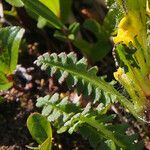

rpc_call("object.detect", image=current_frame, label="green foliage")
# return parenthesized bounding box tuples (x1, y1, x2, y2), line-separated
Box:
(0, 26, 25, 90)
(36, 0, 60, 29)
(21, 0, 64, 29)
(54, 22, 80, 42)
(59, 0, 72, 22)
(36, 93, 143, 149)
(72, 1, 123, 62)
(6, 0, 24, 7)
(39, 0, 60, 17)
(53, 1, 123, 62)
(15, 0, 121, 62)
(34, 52, 138, 119)
(104, 1, 123, 32)
(0, 72, 12, 90)
(39, 0, 72, 22)
(73, 19, 111, 62)
(21, 0, 72, 29)
(33, 52, 145, 149)
(36, 0, 65, 29)
(3, 0, 148, 148)
(34, 52, 121, 106)
(112, 0, 150, 120)
(27, 113, 52, 150)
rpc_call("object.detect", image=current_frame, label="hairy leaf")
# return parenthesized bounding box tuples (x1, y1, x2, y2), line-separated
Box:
(34, 52, 136, 116)
(36, 94, 143, 149)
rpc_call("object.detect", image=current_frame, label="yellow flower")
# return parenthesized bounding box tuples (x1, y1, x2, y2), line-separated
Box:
(113, 67, 124, 80)
(113, 13, 143, 46)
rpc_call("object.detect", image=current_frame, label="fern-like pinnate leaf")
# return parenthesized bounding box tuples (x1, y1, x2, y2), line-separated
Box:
(34, 52, 137, 117)
(36, 93, 143, 149)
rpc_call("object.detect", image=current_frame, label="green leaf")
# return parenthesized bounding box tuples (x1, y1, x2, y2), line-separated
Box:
(37, 16, 47, 29)
(6, 0, 24, 7)
(37, 0, 60, 29)
(27, 113, 52, 147)
(0, 26, 24, 90)
(0, 26, 25, 74)
(103, 140, 117, 150)
(40, 0, 72, 22)
(35, 52, 141, 120)
(39, 0, 60, 17)
(105, 0, 116, 7)
(73, 19, 111, 62)
(102, 2, 123, 35)
(36, 93, 142, 149)
(69, 22, 80, 36)
(40, 137, 52, 150)
(72, 1, 123, 63)
(0, 72, 12, 90)
(25, 0, 71, 29)
(59, 0, 72, 22)
(54, 31, 67, 41)
(34, 52, 118, 105)
(21, 0, 64, 29)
